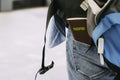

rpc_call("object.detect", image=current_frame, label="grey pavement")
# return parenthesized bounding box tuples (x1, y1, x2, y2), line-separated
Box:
(0, 7, 68, 80)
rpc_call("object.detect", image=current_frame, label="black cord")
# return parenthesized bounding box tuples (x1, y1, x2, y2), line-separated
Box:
(34, 69, 40, 80)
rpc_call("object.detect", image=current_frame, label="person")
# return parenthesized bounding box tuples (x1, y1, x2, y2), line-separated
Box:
(40, 0, 117, 80)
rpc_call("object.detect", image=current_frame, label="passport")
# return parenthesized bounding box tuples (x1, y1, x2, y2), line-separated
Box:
(67, 18, 91, 44)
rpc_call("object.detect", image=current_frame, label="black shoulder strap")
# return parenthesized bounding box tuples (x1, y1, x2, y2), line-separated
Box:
(39, 0, 58, 74)
(46, 0, 58, 28)
(35, 0, 58, 80)
(104, 58, 120, 80)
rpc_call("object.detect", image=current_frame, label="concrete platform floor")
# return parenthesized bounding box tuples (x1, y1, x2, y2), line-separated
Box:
(0, 7, 68, 80)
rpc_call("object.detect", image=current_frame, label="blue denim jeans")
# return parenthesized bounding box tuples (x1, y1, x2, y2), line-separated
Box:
(66, 29, 116, 80)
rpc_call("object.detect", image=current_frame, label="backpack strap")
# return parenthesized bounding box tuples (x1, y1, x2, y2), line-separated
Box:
(38, 0, 58, 75)
(46, 0, 58, 28)
(104, 58, 120, 80)
(35, 0, 68, 79)
(114, 74, 120, 80)
(35, 0, 58, 79)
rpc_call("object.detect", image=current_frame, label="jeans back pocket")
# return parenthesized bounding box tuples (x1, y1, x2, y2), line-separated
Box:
(72, 40, 115, 80)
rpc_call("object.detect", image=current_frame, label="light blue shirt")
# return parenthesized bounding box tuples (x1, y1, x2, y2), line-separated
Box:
(46, 15, 66, 48)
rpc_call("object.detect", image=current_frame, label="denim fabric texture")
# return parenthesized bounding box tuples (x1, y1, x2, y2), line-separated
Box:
(66, 29, 116, 80)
